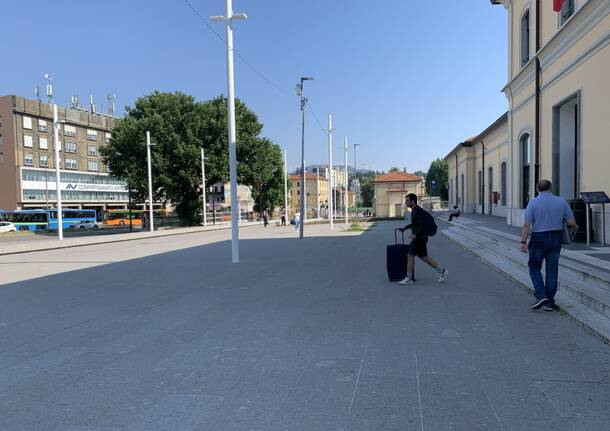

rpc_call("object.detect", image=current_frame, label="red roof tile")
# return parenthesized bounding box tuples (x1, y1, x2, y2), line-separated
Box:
(374, 171, 423, 183)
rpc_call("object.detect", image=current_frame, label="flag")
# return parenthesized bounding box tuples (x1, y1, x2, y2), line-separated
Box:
(554, 0, 565, 12)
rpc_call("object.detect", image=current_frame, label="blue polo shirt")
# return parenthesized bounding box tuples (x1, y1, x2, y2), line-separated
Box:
(524, 192, 574, 233)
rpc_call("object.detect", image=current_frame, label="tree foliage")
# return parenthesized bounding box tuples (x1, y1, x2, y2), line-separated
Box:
(101, 92, 284, 224)
(426, 158, 449, 200)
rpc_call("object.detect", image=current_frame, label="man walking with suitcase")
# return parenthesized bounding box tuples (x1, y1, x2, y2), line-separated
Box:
(398, 193, 448, 285)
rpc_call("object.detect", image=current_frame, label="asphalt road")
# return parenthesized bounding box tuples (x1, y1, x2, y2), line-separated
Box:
(0, 222, 608, 430)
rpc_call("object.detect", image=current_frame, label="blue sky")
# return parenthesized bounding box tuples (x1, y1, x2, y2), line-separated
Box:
(0, 0, 508, 173)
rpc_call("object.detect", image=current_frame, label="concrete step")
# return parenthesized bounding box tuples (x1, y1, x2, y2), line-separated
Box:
(453, 224, 610, 292)
(443, 227, 610, 343)
(446, 226, 610, 318)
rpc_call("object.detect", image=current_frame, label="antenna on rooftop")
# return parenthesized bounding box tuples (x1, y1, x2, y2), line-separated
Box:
(106, 94, 116, 116)
(34, 84, 41, 102)
(70, 95, 80, 109)
(44, 73, 53, 104)
(89, 94, 96, 113)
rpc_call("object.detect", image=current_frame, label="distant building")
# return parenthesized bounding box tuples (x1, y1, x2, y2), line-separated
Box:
(0, 95, 128, 213)
(289, 173, 328, 219)
(373, 171, 424, 218)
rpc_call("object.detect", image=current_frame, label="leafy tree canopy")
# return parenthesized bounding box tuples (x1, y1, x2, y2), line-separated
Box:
(101, 92, 284, 224)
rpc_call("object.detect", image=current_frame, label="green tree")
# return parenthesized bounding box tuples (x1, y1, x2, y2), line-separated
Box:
(426, 158, 449, 200)
(388, 166, 400, 172)
(101, 92, 282, 224)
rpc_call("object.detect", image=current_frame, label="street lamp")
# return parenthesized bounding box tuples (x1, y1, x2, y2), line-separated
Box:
(146, 131, 155, 232)
(211, 0, 247, 262)
(297, 76, 314, 240)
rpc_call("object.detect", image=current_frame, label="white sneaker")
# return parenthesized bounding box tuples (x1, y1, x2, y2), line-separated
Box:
(437, 269, 448, 283)
(398, 277, 414, 285)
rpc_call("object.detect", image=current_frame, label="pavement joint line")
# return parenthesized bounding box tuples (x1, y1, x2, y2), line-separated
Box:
(344, 358, 364, 428)
(414, 349, 425, 431)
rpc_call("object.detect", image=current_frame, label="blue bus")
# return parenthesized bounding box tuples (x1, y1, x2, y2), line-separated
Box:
(0, 209, 97, 231)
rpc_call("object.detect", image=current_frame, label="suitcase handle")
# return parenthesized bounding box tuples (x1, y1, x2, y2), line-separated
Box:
(394, 228, 406, 245)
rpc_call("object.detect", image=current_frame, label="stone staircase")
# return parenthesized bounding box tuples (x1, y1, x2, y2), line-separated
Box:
(442, 221, 610, 344)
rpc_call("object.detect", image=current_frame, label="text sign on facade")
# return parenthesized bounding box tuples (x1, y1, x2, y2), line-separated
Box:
(580, 191, 610, 204)
(21, 181, 127, 193)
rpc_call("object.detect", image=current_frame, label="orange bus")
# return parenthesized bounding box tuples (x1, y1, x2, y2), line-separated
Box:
(103, 210, 142, 226)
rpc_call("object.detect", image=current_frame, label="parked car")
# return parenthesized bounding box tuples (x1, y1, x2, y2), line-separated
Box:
(0, 222, 17, 233)
(70, 220, 99, 230)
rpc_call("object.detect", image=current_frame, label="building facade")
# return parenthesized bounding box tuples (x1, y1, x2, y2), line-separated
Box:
(490, 0, 610, 238)
(289, 173, 329, 219)
(446, 113, 510, 217)
(373, 171, 424, 218)
(444, 1, 609, 241)
(0, 95, 127, 214)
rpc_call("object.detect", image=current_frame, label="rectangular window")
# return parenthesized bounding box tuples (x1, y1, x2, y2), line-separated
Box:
(23, 116, 32, 130)
(87, 129, 98, 141)
(105, 132, 112, 143)
(87, 160, 99, 171)
(65, 158, 77, 169)
(38, 120, 48, 132)
(40, 155, 49, 167)
(39, 137, 48, 150)
(88, 145, 98, 156)
(25, 153, 34, 166)
(64, 125, 77, 137)
(65, 141, 77, 153)
(560, 0, 575, 26)
(24, 135, 33, 148)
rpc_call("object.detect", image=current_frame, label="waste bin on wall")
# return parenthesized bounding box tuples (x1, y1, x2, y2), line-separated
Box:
(569, 198, 593, 242)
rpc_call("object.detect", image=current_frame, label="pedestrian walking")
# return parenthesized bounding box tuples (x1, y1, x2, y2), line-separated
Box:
(280, 208, 287, 226)
(263, 211, 269, 227)
(397, 193, 448, 285)
(293, 212, 300, 232)
(520, 180, 578, 311)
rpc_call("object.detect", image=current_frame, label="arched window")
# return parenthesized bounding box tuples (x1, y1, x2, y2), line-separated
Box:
(521, 10, 530, 67)
(521, 134, 531, 208)
(501, 162, 507, 206)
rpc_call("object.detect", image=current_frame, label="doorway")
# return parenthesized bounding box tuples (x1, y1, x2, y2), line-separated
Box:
(488, 167, 493, 215)
(553, 94, 580, 200)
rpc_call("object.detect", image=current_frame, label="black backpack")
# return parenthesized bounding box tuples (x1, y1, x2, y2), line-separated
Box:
(422, 209, 437, 237)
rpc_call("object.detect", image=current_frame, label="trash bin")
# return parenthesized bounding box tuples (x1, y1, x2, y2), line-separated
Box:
(569, 198, 593, 242)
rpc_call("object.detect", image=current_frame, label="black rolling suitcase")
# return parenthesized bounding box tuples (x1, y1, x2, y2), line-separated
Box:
(387, 228, 413, 282)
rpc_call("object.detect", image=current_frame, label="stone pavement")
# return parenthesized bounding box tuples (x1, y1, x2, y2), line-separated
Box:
(0, 222, 609, 430)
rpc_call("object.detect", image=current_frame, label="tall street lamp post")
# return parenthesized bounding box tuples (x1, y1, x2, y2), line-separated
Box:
(297, 76, 314, 240)
(211, 1, 247, 262)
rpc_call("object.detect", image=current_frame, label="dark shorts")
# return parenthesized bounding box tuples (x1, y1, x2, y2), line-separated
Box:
(408, 236, 428, 258)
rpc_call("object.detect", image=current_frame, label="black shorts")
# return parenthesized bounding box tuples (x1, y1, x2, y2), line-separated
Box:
(408, 236, 428, 258)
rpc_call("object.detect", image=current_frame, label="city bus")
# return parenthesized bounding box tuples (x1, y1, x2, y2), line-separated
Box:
(103, 209, 143, 226)
(0, 209, 97, 231)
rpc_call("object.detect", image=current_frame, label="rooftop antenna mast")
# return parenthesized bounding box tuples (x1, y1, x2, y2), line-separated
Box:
(44, 74, 53, 104)
(70, 95, 80, 109)
(34, 84, 41, 102)
(106, 94, 116, 116)
(89, 94, 96, 114)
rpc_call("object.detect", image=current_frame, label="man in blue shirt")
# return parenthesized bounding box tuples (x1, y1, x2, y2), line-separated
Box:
(520, 180, 577, 311)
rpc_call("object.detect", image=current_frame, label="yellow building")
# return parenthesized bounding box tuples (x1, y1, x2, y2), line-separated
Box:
(445, 1, 609, 240)
(490, 0, 610, 238)
(446, 113, 509, 217)
(289, 173, 328, 219)
(373, 171, 424, 218)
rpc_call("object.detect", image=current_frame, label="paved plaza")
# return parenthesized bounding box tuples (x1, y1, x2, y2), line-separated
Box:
(0, 221, 609, 430)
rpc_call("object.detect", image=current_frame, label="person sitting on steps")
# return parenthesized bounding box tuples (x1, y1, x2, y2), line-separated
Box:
(448, 205, 460, 222)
